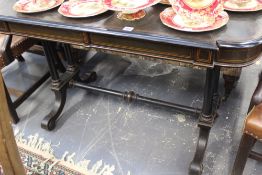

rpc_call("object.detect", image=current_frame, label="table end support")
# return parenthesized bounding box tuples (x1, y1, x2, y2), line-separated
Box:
(189, 67, 220, 175)
(41, 42, 98, 131)
(189, 125, 211, 175)
(41, 41, 69, 131)
(41, 86, 67, 131)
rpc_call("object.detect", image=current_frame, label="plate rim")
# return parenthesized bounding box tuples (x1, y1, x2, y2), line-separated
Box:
(103, 0, 161, 12)
(13, 0, 65, 13)
(224, 0, 262, 12)
(58, 0, 108, 18)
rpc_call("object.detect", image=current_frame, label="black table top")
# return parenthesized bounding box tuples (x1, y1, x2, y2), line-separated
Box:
(0, 0, 261, 50)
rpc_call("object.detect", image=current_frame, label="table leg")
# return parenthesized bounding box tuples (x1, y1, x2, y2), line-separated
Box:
(41, 41, 67, 131)
(41, 42, 94, 130)
(189, 67, 220, 175)
(63, 44, 97, 83)
(62, 43, 76, 72)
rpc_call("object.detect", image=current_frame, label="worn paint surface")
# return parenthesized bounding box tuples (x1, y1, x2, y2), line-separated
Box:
(2, 52, 262, 175)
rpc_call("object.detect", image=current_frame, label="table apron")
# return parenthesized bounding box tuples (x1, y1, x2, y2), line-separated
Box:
(89, 33, 214, 67)
(216, 46, 262, 67)
(0, 21, 215, 67)
(0, 21, 8, 32)
(1, 21, 261, 68)
(6, 22, 86, 46)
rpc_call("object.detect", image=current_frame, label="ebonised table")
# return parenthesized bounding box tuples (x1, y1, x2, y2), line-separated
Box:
(0, 0, 261, 174)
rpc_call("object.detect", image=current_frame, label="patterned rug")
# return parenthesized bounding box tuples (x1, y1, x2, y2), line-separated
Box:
(1, 132, 131, 175)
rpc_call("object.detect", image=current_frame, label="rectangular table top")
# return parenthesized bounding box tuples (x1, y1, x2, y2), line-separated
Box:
(0, 0, 261, 50)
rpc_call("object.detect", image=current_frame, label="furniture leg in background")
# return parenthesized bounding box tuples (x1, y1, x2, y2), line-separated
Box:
(222, 67, 242, 100)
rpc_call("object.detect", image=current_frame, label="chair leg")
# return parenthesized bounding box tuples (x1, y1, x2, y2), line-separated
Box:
(249, 151, 262, 161)
(3, 79, 19, 123)
(16, 55, 25, 62)
(232, 133, 256, 175)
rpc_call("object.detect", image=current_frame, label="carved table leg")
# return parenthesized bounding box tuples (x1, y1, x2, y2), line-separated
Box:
(189, 67, 220, 175)
(41, 86, 67, 130)
(54, 43, 66, 73)
(41, 41, 67, 131)
(62, 43, 76, 72)
(62, 43, 97, 83)
(41, 42, 87, 130)
(222, 68, 242, 100)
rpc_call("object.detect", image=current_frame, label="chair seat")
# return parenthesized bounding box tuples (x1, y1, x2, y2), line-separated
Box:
(0, 34, 36, 69)
(244, 103, 262, 140)
(0, 34, 25, 49)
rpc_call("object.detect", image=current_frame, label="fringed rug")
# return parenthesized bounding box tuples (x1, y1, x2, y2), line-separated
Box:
(1, 132, 131, 175)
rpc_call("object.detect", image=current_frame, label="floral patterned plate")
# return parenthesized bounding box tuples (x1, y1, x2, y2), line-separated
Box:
(224, 0, 262, 12)
(103, 0, 160, 12)
(13, 0, 64, 13)
(103, 0, 160, 20)
(160, 7, 229, 32)
(159, 0, 171, 5)
(58, 0, 107, 18)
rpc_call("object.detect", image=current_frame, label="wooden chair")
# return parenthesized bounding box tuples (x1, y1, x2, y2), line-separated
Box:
(0, 73, 26, 175)
(232, 72, 262, 175)
(0, 34, 50, 124)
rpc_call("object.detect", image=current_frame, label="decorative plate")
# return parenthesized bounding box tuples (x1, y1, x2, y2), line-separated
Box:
(13, 0, 64, 13)
(103, 0, 161, 12)
(160, 7, 229, 32)
(224, 0, 262, 12)
(170, 0, 224, 28)
(58, 0, 107, 18)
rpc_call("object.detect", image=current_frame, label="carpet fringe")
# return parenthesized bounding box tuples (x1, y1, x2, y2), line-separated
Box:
(15, 132, 131, 175)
